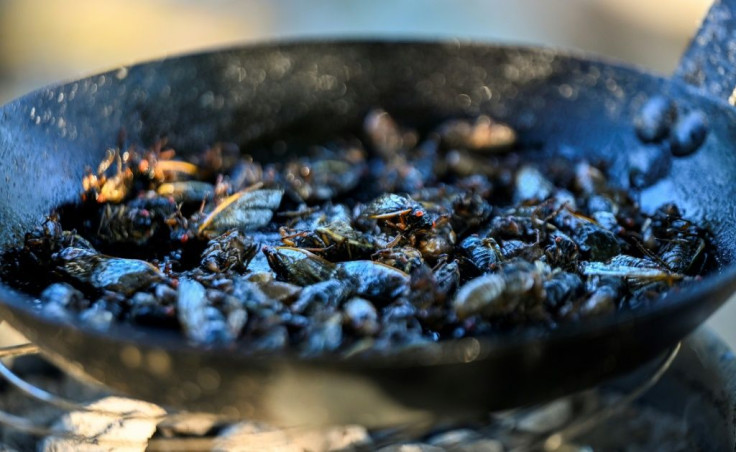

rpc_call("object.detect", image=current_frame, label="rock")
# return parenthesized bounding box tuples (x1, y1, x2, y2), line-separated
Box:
(213, 422, 295, 452)
(289, 425, 371, 451)
(448, 439, 504, 452)
(376, 444, 444, 452)
(427, 429, 481, 446)
(40, 396, 165, 452)
(156, 412, 221, 437)
(215, 422, 370, 452)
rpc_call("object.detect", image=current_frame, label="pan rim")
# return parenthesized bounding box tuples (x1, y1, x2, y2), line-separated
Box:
(0, 36, 670, 110)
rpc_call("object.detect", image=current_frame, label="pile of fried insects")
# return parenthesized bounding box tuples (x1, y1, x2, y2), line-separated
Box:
(0, 110, 708, 355)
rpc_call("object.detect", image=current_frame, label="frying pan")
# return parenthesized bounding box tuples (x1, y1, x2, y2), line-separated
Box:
(0, 2, 736, 427)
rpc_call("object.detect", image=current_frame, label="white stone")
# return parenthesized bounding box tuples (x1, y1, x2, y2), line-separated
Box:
(214, 422, 296, 452)
(376, 444, 444, 452)
(449, 439, 504, 452)
(215, 422, 371, 452)
(40, 396, 165, 452)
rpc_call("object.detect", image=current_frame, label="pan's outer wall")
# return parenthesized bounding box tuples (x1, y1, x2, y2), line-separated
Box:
(0, 42, 736, 421)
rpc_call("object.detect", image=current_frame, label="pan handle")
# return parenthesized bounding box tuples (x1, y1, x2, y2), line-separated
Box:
(675, 0, 736, 103)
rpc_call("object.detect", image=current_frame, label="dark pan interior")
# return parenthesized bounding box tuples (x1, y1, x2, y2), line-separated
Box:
(1, 41, 736, 422)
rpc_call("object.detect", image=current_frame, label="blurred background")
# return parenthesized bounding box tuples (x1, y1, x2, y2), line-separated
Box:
(1, 0, 733, 345)
(0, 0, 713, 103)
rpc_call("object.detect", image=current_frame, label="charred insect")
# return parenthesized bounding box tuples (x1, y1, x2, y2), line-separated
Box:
(647, 204, 707, 274)
(20, 214, 95, 268)
(364, 109, 417, 160)
(452, 273, 506, 319)
(97, 203, 158, 246)
(254, 279, 302, 304)
(40, 283, 89, 312)
(376, 157, 431, 194)
(201, 229, 259, 273)
(571, 223, 621, 262)
(316, 221, 377, 259)
(433, 258, 461, 300)
(591, 210, 620, 233)
(459, 235, 503, 274)
(553, 208, 621, 262)
(53, 247, 162, 295)
(659, 236, 705, 274)
(372, 246, 425, 273)
(580, 255, 683, 287)
(177, 277, 246, 345)
(281, 221, 376, 260)
(263, 246, 337, 286)
(577, 276, 625, 317)
(415, 216, 456, 260)
(453, 258, 545, 320)
(634, 96, 677, 143)
(404, 264, 440, 312)
(405, 259, 460, 326)
(487, 211, 537, 240)
(220, 157, 264, 195)
(543, 271, 583, 312)
(337, 260, 410, 303)
(437, 115, 516, 152)
(136, 140, 201, 183)
(359, 193, 433, 234)
(450, 192, 492, 236)
(198, 186, 284, 237)
(96, 197, 169, 245)
(284, 156, 365, 202)
(82, 149, 134, 203)
(343, 297, 380, 336)
(573, 161, 608, 197)
(157, 181, 215, 203)
(291, 279, 354, 314)
(284, 203, 352, 231)
(278, 226, 326, 251)
(514, 165, 554, 203)
(544, 230, 579, 270)
(500, 238, 545, 263)
(300, 312, 344, 356)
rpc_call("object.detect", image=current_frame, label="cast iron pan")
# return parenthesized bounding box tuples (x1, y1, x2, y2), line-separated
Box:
(0, 2, 736, 426)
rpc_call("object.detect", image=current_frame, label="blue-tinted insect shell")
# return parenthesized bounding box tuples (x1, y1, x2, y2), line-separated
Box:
(634, 96, 677, 142)
(669, 111, 708, 157)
